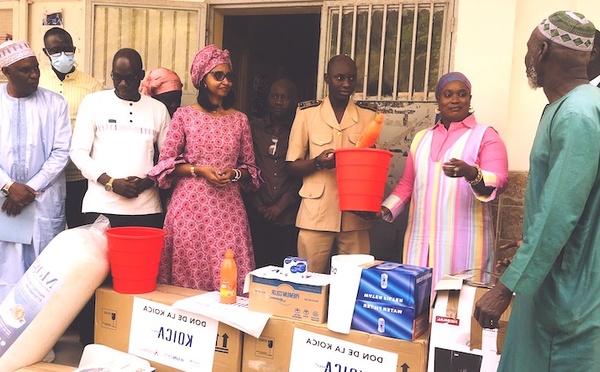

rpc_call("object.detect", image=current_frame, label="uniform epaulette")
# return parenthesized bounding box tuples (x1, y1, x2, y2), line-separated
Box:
(298, 100, 322, 110)
(356, 101, 379, 111)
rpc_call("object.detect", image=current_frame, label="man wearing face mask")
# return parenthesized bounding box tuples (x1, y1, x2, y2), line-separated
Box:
(39, 27, 104, 230)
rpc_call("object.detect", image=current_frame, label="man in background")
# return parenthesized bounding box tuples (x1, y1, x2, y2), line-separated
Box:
(245, 78, 302, 267)
(474, 11, 600, 371)
(286, 55, 375, 273)
(39, 27, 104, 229)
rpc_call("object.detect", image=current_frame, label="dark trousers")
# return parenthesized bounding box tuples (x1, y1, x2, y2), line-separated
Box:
(247, 210, 299, 268)
(77, 212, 164, 345)
(65, 179, 88, 228)
(84, 212, 164, 229)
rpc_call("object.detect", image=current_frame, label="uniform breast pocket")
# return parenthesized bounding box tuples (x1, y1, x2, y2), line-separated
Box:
(310, 133, 333, 149)
(298, 182, 325, 220)
(348, 132, 361, 146)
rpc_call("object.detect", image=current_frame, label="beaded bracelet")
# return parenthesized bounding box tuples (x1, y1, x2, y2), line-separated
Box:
(231, 168, 242, 182)
(190, 165, 197, 177)
(467, 164, 483, 185)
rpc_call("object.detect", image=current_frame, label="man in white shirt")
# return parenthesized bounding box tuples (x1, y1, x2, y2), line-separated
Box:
(70, 48, 170, 228)
(70, 48, 169, 345)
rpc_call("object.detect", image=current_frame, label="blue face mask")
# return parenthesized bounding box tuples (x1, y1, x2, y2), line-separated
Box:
(50, 52, 75, 74)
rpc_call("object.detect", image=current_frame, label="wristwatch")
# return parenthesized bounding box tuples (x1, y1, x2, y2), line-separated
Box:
(104, 177, 115, 192)
(1, 180, 14, 197)
(314, 157, 324, 170)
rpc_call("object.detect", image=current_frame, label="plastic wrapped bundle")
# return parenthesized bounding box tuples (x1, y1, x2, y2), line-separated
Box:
(0, 216, 110, 371)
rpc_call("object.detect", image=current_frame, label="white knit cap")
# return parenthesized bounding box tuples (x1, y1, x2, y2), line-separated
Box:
(0, 40, 36, 68)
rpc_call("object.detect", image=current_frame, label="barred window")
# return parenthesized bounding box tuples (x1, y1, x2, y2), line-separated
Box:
(324, 1, 454, 101)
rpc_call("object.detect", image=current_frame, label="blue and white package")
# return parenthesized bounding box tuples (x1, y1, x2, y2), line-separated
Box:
(355, 262, 432, 314)
(350, 261, 433, 340)
(283, 256, 308, 278)
(351, 300, 430, 340)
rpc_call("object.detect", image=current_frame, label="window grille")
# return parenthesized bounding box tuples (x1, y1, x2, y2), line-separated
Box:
(324, 1, 453, 101)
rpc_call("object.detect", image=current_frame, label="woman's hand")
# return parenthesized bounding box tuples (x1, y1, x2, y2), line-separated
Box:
(442, 158, 477, 179)
(196, 166, 231, 187)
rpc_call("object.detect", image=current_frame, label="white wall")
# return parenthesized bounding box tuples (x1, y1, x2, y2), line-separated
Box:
(454, 0, 600, 170)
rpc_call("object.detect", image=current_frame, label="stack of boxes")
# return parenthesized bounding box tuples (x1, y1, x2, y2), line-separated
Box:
(89, 258, 434, 371)
(351, 262, 432, 340)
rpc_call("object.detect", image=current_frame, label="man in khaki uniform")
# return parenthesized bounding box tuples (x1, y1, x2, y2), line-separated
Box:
(286, 55, 375, 273)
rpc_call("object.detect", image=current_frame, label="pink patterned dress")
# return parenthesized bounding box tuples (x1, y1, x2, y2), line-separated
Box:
(149, 106, 259, 294)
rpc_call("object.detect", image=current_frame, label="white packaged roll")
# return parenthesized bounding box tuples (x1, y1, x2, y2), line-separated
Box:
(327, 254, 374, 334)
(0, 216, 110, 371)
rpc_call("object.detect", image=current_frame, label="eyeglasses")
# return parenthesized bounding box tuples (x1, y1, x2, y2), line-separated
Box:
(209, 71, 235, 82)
(268, 137, 279, 156)
(45, 50, 75, 58)
(111, 72, 140, 85)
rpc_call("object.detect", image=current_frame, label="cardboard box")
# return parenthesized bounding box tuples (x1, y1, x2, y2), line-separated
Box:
(356, 262, 432, 312)
(351, 300, 430, 340)
(16, 363, 75, 371)
(427, 276, 513, 372)
(95, 285, 243, 372)
(351, 262, 432, 340)
(246, 266, 329, 323)
(242, 316, 428, 372)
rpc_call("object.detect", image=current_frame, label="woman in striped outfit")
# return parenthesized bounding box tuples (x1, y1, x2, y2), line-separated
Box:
(380, 72, 509, 288)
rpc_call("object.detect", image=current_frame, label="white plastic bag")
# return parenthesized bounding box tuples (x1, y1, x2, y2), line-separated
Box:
(0, 216, 111, 371)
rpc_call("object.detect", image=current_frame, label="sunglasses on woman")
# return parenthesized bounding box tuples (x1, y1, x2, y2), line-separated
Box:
(210, 71, 236, 82)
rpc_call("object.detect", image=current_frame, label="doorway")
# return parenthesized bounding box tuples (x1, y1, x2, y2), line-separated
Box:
(222, 13, 320, 119)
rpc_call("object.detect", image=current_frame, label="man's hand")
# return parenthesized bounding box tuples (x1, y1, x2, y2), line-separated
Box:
(261, 205, 282, 222)
(316, 149, 335, 169)
(350, 206, 389, 220)
(128, 176, 155, 195)
(473, 281, 513, 329)
(112, 178, 143, 198)
(1, 182, 37, 216)
(351, 210, 382, 220)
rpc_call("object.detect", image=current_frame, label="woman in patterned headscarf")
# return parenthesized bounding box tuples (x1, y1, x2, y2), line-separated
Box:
(378, 72, 509, 289)
(149, 45, 259, 294)
(139, 67, 183, 118)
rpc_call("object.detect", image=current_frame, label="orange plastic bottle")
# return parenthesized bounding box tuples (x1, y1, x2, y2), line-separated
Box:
(355, 113, 385, 148)
(220, 248, 238, 304)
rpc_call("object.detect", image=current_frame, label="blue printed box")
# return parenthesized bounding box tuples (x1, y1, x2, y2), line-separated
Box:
(351, 300, 429, 340)
(355, 262, 432, 315)
(351, 261, 432, 340)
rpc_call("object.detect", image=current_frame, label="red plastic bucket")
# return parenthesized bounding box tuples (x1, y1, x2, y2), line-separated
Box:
(105, 226, 166, 294)
(335, 148, 393, 212)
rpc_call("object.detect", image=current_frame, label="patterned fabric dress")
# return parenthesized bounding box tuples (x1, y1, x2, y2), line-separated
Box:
(149, 106, 259, 294)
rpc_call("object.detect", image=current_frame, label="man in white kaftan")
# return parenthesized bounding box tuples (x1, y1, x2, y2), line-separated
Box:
(0, 40, 71, 301)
